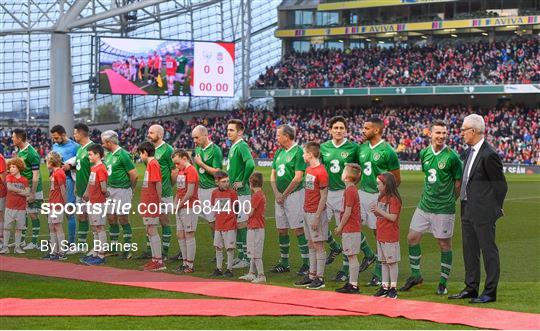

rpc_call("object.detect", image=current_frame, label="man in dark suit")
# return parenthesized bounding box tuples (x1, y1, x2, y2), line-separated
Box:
(449, 114, 507, 304)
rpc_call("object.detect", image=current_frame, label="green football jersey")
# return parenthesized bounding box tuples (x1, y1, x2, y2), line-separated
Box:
(358, 140, 400, 193)
(226, 139, 254, 196)
(176, 56, 188, 74)
(194, 142, 223, 189)
(418, 145, 463, 214)
(17, 144, 43, 192)
(75, 141, 94, 197)
(103, 147, 135, 189)
(320, 139, 359, 191)
(272, 144, 306, 193)
(155, 142, 174, 198)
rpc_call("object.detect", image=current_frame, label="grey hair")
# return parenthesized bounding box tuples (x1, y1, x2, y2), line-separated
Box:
(101, 130, 119, 144)
(192, 125, 208, 136)
(278, 124, 296, 140)
(463, 114, 485, 134)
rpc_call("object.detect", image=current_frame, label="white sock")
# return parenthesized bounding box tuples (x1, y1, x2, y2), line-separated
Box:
(14, 231, 22, 247)
(249, 259, 256, 274)
(49, 233, 57, 253)
(92, 231, 98, 250)
(226, 250, 234, 270)
(216, 250, 223, 270)
(309, 248, 316, 278)
(389, 262, 398, 288)
(382, 263, 390, 288)
(3, 230, 10, 248)
(316, 249, 326, 278)
(150, 234, 162, 261)
(178, 238, 187, 263)
(185, 236, 196, 267)
(56, 231, 65, 254)
(97, 231, 107, 258)
(254, 258, 264, 277)
(348, 257, 359, 286)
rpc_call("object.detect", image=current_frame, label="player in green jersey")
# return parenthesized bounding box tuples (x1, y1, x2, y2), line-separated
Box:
(72, 123, 94, 251)
(269, 124, 309, 275)
(358, 117, 401, 286)
(175, 50, 189, 85)
(135, 125, 175, 260)
(226, 119, 255, 268)
(101, 130, 138, 259)
(11, 129, 43, 250)
(320, 116, 360, 282)
(401, 120, 463, 295)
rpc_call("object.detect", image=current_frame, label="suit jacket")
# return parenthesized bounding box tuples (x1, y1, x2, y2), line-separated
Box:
(461, 141, 508, 223)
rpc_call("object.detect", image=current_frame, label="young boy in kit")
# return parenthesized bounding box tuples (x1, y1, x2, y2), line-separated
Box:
(210, 170, 238, 277)
(295, 142, 329, 290)
(43, 151, 67, 260)
(239, 172, 266, 283)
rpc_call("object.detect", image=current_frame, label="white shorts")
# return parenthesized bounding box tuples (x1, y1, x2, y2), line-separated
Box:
(359, 190, 378, 230)
(303, 211, 329, 242)
(4, 208, 26, 229)
(326, 190, 344, 224)
(143, 217, 160, 226)
(175, 73, 185, 82)
(342, 232, 361, 256)
(160, 196, 174, 214)
(410, 208, 455, 239)
(377, 241, 401, 264)
(27, 191, 44, 214)
(198, 188, 215, 222)
(167, 75, 175, 84)
(247, 228, 265, 259)
(88, 204, 106, 226)
(176, 208, 198, 232)
(48, 212, 64, 224)
(214, 229, 236, 250)
(275, 189, 304, 230)
(107, 188, 133, 215)
(237, 195, 251, 223)
(0, 197, 5, 211)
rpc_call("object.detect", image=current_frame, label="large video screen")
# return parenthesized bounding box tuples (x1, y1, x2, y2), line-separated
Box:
(98, 37, 235, 97)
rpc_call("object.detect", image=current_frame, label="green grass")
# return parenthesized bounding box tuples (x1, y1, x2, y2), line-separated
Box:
(1, 165, 539, 329)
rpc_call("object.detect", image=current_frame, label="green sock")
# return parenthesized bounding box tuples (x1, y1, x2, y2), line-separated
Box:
(77, 220, 89, 244)
(236, 229, 245, 260)
(109, 224, 120, 243)
(279, 234, 290, 267)
(327, 230, 342, 252)
(297, 233, 309, 266)
(360, 232, 375, 258)
(341, 254, 349, 275)
(409, 244, 422, 278)
(145, 235, 151, 254)
(161, 225, 171, 255)
(31, 218, 40, 245)
(440, 250, 452, 286)
(21, 217, 29, 242)
(373, 260, 382, 279)
(121, 223, 132, 244)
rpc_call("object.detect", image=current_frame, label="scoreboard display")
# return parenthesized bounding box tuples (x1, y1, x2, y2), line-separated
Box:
(98, 37, 235, 97)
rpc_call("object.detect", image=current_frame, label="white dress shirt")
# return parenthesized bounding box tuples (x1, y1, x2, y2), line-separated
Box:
(465, 137, 485, 180)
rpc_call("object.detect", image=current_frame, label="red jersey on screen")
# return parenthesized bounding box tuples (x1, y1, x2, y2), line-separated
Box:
(165, 57, 178, 76)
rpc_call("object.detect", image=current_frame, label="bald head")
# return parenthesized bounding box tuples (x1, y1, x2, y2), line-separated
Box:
(192, 125, 209, 148)
(147, 124, 164, 144)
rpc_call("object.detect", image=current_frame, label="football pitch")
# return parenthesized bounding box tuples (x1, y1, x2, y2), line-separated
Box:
(1, 164, 539, 329)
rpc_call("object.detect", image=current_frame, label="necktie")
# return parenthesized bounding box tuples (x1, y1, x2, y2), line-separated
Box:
(460, 147, 475, 201)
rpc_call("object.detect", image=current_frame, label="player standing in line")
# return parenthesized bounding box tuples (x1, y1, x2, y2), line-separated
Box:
(269, 124, 309, 275)
(137, 142, 166, 272)
(11, 129, 43, 251)
(146, 54, 154, 84)
(50, 125, 79, 247)
(175, 50, 188, 83)
(358, 117, 401, 286)
(152, 51, 162, 87)
(401, 120, 463, 295)
(165, 54, 178, 96)
(226, 119, 255, 269)
(101, 130, 138, 259)
(43, 151, 67, 260)
(172, 150, 199, 273)
(137, 125, 174, 260)
(320, 116, 360, 282)
(294, 142, 329, 290)
(191, 125, 223, 246)
(0, 153, 6, 248)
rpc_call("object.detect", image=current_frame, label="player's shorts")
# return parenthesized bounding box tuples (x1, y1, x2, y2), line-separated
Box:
(143, 217, 160, 226)
(237, 195, 251, 223)
(326, 189, 344, 224)
(88, 204, 106, 226)
(176, 208, 198, 232)
(76, 196, 89, 215)
(214, 229, 236, 250)
(342, 232, 361, 256)
(27, 191, 44, 214)
(152, 68, 159, 76)
(377, 241, 401, 264)
(246, 228, 265, 259)
(160, 196, 174, 215)
(175, 73, 186, 82)
(48, 212, 64, 224)
(198, 188, 215, 222)
(0, 197, 5, 211)
(303, 211, 329, 242)
(107, 188, 133, 215)
(166, 75, 175, 84)
(410, 208, 455, 239)
(4, 208, 26, 229)
(359, 190, 378, 230)
(275, 189, 304, 230)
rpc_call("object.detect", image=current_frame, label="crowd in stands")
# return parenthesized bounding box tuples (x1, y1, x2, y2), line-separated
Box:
(255, 38, 539, 89)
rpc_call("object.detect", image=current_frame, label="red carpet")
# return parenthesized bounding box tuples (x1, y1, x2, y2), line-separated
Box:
(1, 256, 539, 329)
(102, 69, 148, 95)
(0, 298, 363, 317)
